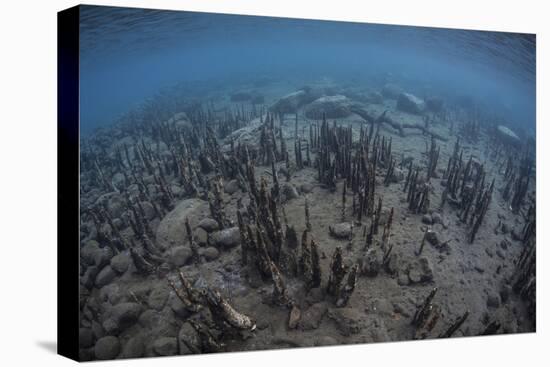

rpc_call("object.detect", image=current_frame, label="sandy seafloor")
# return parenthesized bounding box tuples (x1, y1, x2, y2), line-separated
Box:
(77, 77, 535, 361)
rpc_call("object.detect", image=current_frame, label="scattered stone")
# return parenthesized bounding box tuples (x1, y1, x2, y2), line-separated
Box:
(299, 183, 314, 194)
(329, 222, 352, 239)
(360, 248, 383, 277)
(121, 335, 145, 359)
(496, 249, 505, 260)
(304, 95, 352, 119)
(224, 179, 240, 195)
(431, 212, 443, 225)
(111, 302, 142, 331)
(500, 239, 510, 250)
(201, 247, 220, 262)
(148, 287, 169, 311)
(421, 214, 433, 225)
(193, 227, 208, 245)
(501, 222, 510, 234)
(94, 336, 120, 360)
(210, 227, 241, 249)
(81, 265, 99, 289)
(156, 198, 209, 251)
(95, 265, 117, 288)
(81, 240, 101, 266)
(381, 83, 403, 99)
(397, 92, 425, 114)
(197, 217, 219, 232)
(110, 252, 130, 274)
(153, 337, 178, 356)
(407, 257, 433, 284)
(298, 302, 328, 331)
(397, 271, 410, 286)
(169, 246, 193, 267)
(288, 305, 301, 329)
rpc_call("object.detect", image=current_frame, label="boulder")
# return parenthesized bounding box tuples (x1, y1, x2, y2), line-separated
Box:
(197, 218, 219, 232)
(304, 95, 352, 119)
(299, 302, 328, 331)
(168, 246, 193, 267)
(94, 336, 120, 360)
(110, 252, 130, 274)
(201, 247, 220, 262)
(281, 183, 300, 202)
(110, 302, 142, 331)
(121, 335, 145, 359)
(329, 222, 353, 239)
(148, 287, 169, 311)
(193, 227, 208, 245)
(224, 179, 240, 195)
(210, 227, 241, 249)
(381, 83, 403, 99)
(397, 92, 425, 114)
(270, 88, 321, 114)
(156, 198, 209, 251)
(407, 257, 433, 284)
(178, 322, 201, 354)
(360, 248, 383, 276)
(95, 265, 117, 288)
(153, 337, 178, 356)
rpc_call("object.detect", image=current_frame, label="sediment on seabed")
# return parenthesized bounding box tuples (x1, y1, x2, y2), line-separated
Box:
(78, 79, 535, 360)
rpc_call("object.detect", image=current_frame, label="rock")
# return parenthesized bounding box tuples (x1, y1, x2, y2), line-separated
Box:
(111, 302, 142, 331)
(140, 201, 156, 220)
(501, 222, 510, 234)
(304, 95, 352, 119)
(328, 308, 361, 336)
(178, 322, 201, 354)
(425, 97, 444, 112)
(94, 336, 120, 360)
(110, 252, 130, 274)
(111, 173, 125, 191)
(210, 227, 241, 249)
(510, 228, 522, 241)
(81, 240, 101, 266)
(224, 179, 240, 195)
(193, 227, 208, 246)
(102, 318, 120, 336)
(397, 271, 410, 286)
(381, 83, 403, 99)
(153, 337, 178, 356)
(81, 265, 99, 289)
(315, 336, 338, 346)
(425, 230, 440, 246)
(329, 222, 352, 239)
(197, 218, 219, 232)
(95, 265, 117, 288)
(421, 214, 433, 225)
(281, 183, 300, 202)
(288, 305, 301, 329)
(79, 328, 94, 348)
(201, 247, 220, 262)
(487, 294, 501, 308)
(497, 125, 521, 147)
(500, 239, 510, 250)
(270, 88, 321, 114)
(407, 257, 433, 284)
(299, 183, 314, 194)
(299, 302, 328, 331)
(168, 246, 193, 267)
(98, 283, 123, 305)
(155, 198, 209, 251)
(366, 91, 384, 104)
(397, 92, 425, 114)
(360, 248, 383, 277)
(148, 287, 169, 311)
(107, 196, 125, 219)
(121, 335, 145, 359)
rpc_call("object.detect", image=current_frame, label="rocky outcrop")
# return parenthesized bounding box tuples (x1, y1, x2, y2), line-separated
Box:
(304, 95, 352, 119)
(397, 92, 426, 114)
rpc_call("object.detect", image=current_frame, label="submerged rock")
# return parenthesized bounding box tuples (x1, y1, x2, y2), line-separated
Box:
(94, 336, 120, 360)
(304, 95, 352, 119)
(397, 92, 425, 114)
(381, 83, 403, 99)
(210, 227, 241, 249)
(270, 88, 321, 114)
(407, 257, 433, 284)
(197, 217, 219, 232)
(329, 222, 352, 239)
(156, 198, 209, 251)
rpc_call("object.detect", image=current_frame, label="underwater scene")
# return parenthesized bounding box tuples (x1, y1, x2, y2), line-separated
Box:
(78, 5, 536, 361)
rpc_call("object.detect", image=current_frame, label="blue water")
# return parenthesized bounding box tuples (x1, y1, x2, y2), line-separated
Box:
(79, 5, 535, 136)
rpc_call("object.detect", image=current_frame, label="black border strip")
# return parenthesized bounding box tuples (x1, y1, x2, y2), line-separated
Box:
(57, 4, 80, 361)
